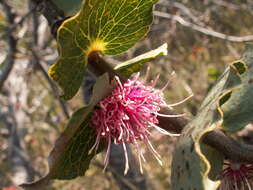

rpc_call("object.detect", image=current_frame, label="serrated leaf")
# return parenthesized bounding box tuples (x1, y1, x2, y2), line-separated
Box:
(171, 46, 253, 189)
(114, 43, 167, 77)
(49, 0, 158, 100)
(21, 74, 112, 188)
(219, 45, 253, 132)
(171, 50, 245, 189)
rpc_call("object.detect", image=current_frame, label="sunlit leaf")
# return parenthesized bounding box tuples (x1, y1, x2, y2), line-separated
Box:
(49, 0, 158, 100)
(114, 43, 167, 77)
(219, 48, 253, 132)
(171, 47, 249, 190)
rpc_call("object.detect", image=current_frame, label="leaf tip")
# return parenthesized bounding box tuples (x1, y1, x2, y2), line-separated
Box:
(161, 43, 168, 55)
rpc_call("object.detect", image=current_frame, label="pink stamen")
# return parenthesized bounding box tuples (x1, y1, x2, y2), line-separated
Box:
(91, 72, 190, 174)
(218, 162, 253, 190)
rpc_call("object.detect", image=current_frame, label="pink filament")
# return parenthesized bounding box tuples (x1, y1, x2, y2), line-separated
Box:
(91, 73, 188, 174)
(219, 163, 253, 190)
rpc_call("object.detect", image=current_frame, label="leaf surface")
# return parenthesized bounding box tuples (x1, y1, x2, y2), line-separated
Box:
(171, 46, 253, 190)
(114, 43, 167, 77)
(49, 0, 158, 100)
(219, 46, 253, 132)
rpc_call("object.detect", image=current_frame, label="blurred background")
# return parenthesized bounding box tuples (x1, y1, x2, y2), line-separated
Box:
(1, 0, 253, 189)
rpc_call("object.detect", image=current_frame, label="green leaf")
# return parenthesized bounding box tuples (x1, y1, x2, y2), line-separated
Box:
(200, 144, 224, 181)
(48, 74, 112, 180)
(49, 0, 158, 100)
(171, 49, 245, 190)
(114, 43, 168, 77)
(219, 46, 253, 132)
(171, 46, 253, 190)
(49, 112, 103, 179)
(21, 74, 113, 187)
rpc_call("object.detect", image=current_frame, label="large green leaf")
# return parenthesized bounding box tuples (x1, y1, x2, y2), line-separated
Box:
(49, 0, 158, 100)
(114, 43, 167, 77)
(219, 46, 253, 132)
(21, 74, 112, 188)
(171, 47, 249, 189)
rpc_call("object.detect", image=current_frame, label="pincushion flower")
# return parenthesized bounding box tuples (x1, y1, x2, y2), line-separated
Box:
(218, 162, 253, 190)
(91, 72, 191, 174)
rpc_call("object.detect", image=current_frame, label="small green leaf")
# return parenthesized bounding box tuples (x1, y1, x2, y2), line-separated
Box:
(49, 0, 158, 100)
(21, 74, 112, 187)
(114, 43, 168, 77)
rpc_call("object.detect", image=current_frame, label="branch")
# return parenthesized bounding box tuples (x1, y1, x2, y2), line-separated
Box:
(158, 109, 253, 164)
(30, 0, 65, 37)
(31, 49, 70, 119)
(31, 0, 253, 168)
(203, 130, 253, 163)
(0, 1, 17, 91)
(157, 1, 204, 25)
(94, 161, 141, 190)
(0, 5, 36, 41)
(154, 11, 253, 42)
(211, 0, 241, 10)
(88, 53, 253, 164)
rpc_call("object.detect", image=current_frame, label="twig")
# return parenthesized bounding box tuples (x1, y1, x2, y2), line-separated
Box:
(31, 49, 70, 119)
(154, 11, 253, 42)
(203, 129, 253, 163)
(28, 1, 70, 119)
(30, 0, 253, 170)
(211, 0, 241, 10)
(157, 1, 204, 25)
(94, 161, 140, 190)
(0, 1, 17, 91)
(158, 109, 253, 164)
(0, 6, 36, 41)
(30, 0, 65, 37)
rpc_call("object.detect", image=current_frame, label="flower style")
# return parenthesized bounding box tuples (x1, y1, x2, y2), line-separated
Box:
(91, 71, 191, 174)
(218, 162, 253, 190)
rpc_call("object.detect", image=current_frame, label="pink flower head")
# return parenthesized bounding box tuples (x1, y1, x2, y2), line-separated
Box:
(91, 72, 191, 174)
(218, 162, 253, 190)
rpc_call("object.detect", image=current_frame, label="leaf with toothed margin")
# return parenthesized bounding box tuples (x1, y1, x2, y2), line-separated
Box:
(20, 74, 112, 188)
(218, 46, 253, 132)
(171, 46, 251, 189)
(114, 43, 168, 77)
(49, 0, 159, 100)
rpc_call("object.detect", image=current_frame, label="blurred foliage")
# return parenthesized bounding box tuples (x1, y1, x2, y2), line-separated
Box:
(1, 0, 253, 189)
